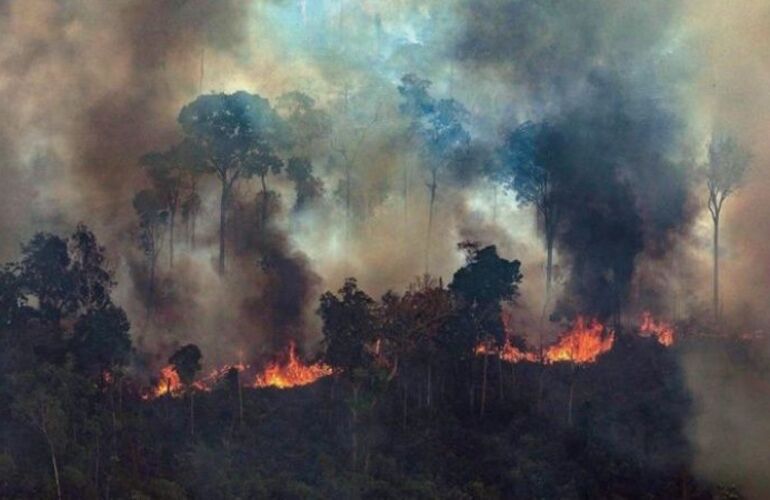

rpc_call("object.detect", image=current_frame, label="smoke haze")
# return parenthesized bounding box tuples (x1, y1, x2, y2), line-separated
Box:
(1, 1, 770, 495)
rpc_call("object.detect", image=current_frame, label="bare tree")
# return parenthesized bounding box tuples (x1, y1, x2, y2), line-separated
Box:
(706, 134, 750, 322)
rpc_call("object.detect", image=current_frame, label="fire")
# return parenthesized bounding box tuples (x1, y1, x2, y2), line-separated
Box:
(252, 342, 332, 389)
(475, 339, 538, 363)
(150, 365, 183, 398)
(501, 342, 539, 363)
(544, 317, 614, 364)
(639, 311, 675, 346)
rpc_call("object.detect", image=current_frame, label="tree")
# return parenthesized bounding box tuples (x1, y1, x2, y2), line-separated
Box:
(11, 366, 73, 500)
(140, 139, 201, 269)
(276, 91, 331, 157)
(319, 278, 378, 377)
(398, 74, 470, 272)
(286, 157, 324, 212)
(499, 121, 565, 309)
(706, 135, 750, 322)
(70, 304, 131, 378)
(69, 224, 113, 314)
(318, 278, 381, 466)
(133, 189, 167, 318)
(169, 344, 202, 436)
(18, 233, 74, 323)
(449, 243, 522, 417)
(178, 92, 287, 274)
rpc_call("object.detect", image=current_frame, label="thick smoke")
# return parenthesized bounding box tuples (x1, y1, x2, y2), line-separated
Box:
(3, 2, 770, 495)
(453, 0, 694, 319)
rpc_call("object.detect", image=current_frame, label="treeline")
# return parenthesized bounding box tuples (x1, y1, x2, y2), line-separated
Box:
(0, 227, 744, 498)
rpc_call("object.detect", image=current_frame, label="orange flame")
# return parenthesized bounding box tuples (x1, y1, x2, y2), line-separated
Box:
(475, 339, 538, 363)
(252, 342, 332, 389)
(639, 312, 675, 346)
(544, 317, 614, 364)
(148, 365, 183, 398)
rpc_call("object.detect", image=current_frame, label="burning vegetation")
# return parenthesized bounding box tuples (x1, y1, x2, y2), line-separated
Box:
(1, 1, 767, 497)
(252, 342, 333, 389)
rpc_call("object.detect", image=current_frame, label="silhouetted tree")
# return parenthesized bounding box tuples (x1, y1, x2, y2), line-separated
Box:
(499, 121, 566, 308)
(71, 304, 130, 379)
(319, 278, 381, 465)
(286, 157, 324, 212)
(277, 91, 331, 157)
(140, 139, 203, 268)
(706, 134, 750, 322)
(449, 242, 522, 417)
(398, 74, 470, 271)
(178, 92, 286, 273)
(133, 189, 167, 318)
(169, 344, 202, 436)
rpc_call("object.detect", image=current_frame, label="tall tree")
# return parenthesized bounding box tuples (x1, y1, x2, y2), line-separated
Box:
(499, 121, 565, 309)
(318, 278, 381, 466)
(398, 74, 470, 272)
(449, 242, 522, 417)
(140, 139, 203, 268)
(133, 189, 167, 318)
(169, 344, 202, 436)
(178, 92, 286, 274)
(706, 135, 750, 322)
(286, 157, 324, 212)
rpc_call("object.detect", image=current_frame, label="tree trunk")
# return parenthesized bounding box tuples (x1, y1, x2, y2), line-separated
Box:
(218, 181, 228, 275)
(537, 365, 546, 414)
(545, 235, 554, 300)
(480, 354, 488, 418)
(498, 355, 504, 402)
(238, 372, 244, 427)
(403, 163, 409, 227)
(190, 390, 195, 437)
(426, 364, 432, 407)
(567, 370, 576, 428)
(402, 382, 408, 431)
(260, 174, 269, 229)
(44, 429, 62, 500)
(190, 210, 196, 249)
(713, 214, 720, 323)
(425, 168, 437, 273)
(351, 384, 359, 467)
(147, 253, 156, 320)
(169, 209, 175, 269)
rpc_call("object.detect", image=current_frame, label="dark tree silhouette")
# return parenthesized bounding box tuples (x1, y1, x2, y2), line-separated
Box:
(140, 139, 203, 268)
(449, 242, 522, 417)
(706, 134, 750, 322)
(132, 189, 167, 317)
(178, 92, 286, 273)
(398, 74, 470, 272)
(499, 121, 566, 309)
(169, 344, 202, 436)
(286, 157, 324, 212)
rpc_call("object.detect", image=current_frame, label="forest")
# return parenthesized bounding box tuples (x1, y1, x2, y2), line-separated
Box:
(1, 1, 769, 499)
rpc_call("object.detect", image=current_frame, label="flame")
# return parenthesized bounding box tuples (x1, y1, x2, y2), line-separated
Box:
(475, 339, 538, 363)
(544, 317, 614, 364)
(143, 363, 248, 400)
(147, 365, 183, 399)
(252, 342, 332, 389)
(639, 312, 675, 346)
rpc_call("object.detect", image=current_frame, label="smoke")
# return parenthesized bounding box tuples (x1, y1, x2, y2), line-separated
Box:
(683, 339, 770, 499)
(3, 2, 770, 493)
